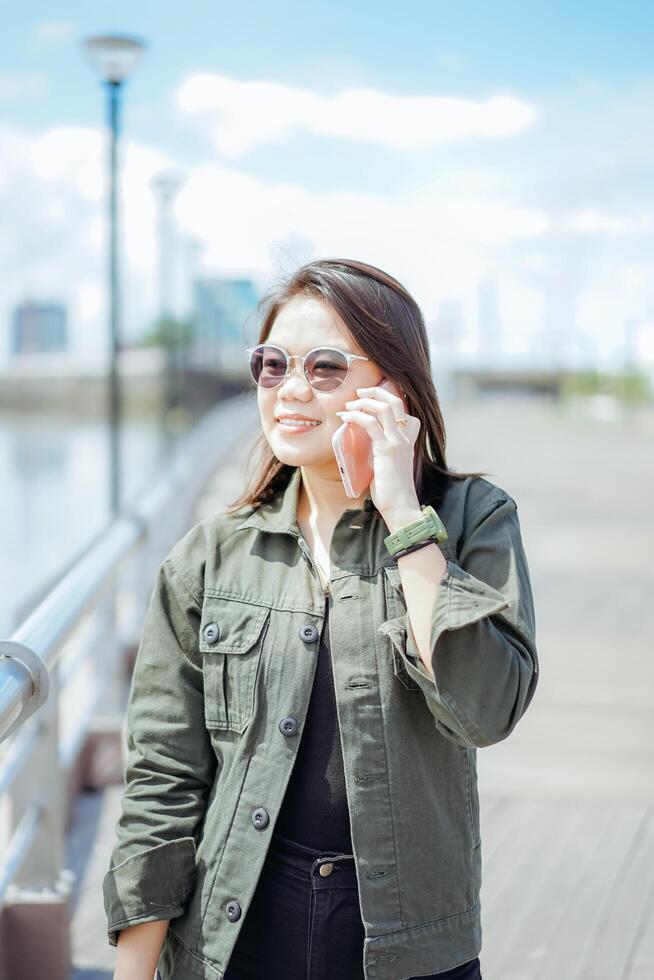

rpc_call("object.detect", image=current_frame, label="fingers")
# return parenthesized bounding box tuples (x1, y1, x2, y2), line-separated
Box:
(356, 385, 403, 405)
(339, 402, 407, 441)
(356, 384, 406, 418)
(335, 409, 386, 440)
(347, 394, 406, 428)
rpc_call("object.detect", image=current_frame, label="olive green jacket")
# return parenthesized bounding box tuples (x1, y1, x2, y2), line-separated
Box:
(103, 465, 539, 980)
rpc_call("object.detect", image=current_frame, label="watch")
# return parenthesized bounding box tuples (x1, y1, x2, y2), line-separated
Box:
(384, 505, 448, 558)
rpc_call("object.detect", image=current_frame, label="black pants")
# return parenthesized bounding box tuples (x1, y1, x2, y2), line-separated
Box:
(224, 832, 483, 980)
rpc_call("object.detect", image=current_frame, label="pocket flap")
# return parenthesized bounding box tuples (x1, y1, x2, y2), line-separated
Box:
(199, 600, 270, 655)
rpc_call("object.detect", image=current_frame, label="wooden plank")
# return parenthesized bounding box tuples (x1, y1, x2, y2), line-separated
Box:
(580, 807, 654, 980)
(479, 794, 510, 849)
(480, 799, 576, 970)
(489, 802, 612, 979)
(624, 876, 654, 979)
(68, 786, 123, 977)
(479, 799, 539, 892)
(534, 804, 646, 980)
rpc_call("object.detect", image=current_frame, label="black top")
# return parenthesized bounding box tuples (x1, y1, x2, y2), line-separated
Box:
(274, 599, 353, 852)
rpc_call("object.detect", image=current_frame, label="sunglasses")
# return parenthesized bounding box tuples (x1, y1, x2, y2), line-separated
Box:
(245, 344, 370, 392)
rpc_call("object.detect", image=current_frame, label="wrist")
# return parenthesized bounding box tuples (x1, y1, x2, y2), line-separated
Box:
(383, 503, 423, 534)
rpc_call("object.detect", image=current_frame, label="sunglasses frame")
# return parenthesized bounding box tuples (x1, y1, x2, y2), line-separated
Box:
(245, 343, 370, 390)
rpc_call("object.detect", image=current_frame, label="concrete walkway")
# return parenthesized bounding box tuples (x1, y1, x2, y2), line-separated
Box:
(69, 391, 654, 980)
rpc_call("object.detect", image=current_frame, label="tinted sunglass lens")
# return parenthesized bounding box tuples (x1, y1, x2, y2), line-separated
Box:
(306, 348, 348, 391)
(250, 346, 288, 388)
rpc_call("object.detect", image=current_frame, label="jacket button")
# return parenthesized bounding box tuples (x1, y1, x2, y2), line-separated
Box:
(279, 716, 298, 736)
(251, 806, 269, 829)
(299, 623, 319, 643)
(203, 622, 220, 644)
(226, 899, 241, 921)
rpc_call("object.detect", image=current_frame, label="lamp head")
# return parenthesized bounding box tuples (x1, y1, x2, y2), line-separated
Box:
(82, 34, 146, 84)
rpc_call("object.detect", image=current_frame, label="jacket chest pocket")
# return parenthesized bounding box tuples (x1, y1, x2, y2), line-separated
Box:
(199, 598, 271, 733)
(381, 565, 421, 692)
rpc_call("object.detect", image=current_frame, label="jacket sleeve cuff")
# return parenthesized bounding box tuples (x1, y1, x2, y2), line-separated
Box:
(377, 559, 511, 746)
(404, 558, 510, 683)
(103, 837, 197, 947)
(381, 558, 510, 693)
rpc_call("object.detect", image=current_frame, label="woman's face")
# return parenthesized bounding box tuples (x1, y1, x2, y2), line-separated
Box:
(257, 295, 383, 468)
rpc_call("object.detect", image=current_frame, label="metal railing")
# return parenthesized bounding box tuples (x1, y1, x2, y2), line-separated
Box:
(0, 392, 258, 979)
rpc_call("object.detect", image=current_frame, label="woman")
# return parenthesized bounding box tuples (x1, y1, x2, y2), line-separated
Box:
(104, 258, 539, 980)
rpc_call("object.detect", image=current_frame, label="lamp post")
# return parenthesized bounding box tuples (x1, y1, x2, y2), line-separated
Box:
(82, 34, 146, 516)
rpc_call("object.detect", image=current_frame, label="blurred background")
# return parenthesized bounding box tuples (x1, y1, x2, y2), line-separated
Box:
(0, 3, 652, 979)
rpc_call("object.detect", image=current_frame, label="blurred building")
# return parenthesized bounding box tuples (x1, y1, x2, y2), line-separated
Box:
(476, 275, 503, 366)
(432, 297, 464, 356)
(190, 276, 261, 380)
(11, 301, 68, 355)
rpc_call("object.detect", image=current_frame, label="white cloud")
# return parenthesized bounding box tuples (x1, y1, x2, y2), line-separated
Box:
(172, 162, 549, 321)
(620, 266, 646, 291)
(29, 127, 104, 199)
(635, 321, 654, 363)
(177, 73, 535, 157)
(567, 210, 629, 234)
(499, 281, 545, 345)
(30, 20, 77, 47)
(0, 73, 45, 100)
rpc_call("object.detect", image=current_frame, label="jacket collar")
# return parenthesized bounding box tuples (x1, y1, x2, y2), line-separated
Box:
(235, 466, 377, 536)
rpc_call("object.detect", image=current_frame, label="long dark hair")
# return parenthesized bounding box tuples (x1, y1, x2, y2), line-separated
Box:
(225, 257, 488, 514)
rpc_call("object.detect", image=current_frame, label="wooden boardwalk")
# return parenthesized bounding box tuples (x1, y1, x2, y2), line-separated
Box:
(68, 391, 654, 980)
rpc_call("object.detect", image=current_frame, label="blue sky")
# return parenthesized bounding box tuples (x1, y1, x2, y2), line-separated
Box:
(2, 2, 654, 370)
(7, 2, 654, 99)
(7, 2, 654, 147)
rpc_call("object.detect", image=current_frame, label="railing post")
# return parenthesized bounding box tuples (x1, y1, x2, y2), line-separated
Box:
(2, 662, 73, 980)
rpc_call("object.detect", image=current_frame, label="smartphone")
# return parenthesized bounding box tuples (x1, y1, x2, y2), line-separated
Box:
(332, 377, 408, 498)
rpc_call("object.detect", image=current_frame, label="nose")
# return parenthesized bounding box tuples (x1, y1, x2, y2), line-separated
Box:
(277, 355, 311, 394)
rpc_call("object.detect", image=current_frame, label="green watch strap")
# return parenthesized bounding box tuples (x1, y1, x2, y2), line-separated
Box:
(384, 505, 448, 557)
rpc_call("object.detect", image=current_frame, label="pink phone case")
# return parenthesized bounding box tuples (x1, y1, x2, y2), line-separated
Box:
(332, 378, 407, 498)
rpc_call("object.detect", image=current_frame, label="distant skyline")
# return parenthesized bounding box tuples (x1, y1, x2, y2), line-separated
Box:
(2, 2, 654, 371)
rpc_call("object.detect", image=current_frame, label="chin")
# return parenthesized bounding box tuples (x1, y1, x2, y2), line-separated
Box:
(270, 436, 331, 465)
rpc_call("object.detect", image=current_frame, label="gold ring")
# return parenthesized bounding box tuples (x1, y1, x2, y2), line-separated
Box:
(395, 415, 409, 426)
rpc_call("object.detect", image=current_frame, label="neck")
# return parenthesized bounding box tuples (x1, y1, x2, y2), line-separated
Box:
(297, 466, 367, 528)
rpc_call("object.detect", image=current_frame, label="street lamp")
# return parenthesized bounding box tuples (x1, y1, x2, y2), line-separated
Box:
(82, 34, 146, 516)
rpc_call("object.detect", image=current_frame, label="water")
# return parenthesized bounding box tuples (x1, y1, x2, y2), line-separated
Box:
(0, 411, 169, 635)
